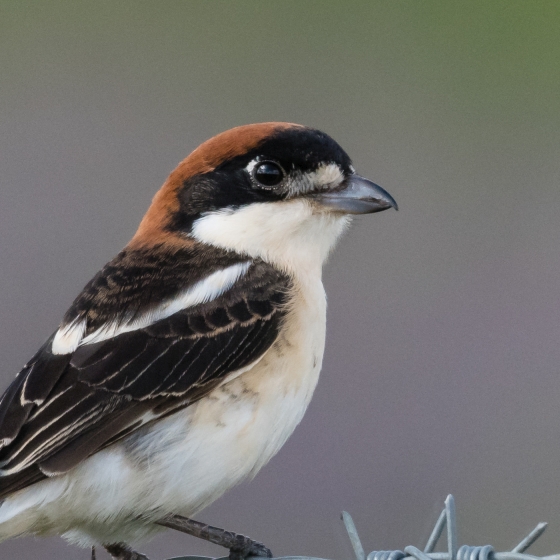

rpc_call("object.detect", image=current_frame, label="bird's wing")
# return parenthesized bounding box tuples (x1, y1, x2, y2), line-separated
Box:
(0, 247, 290, 498)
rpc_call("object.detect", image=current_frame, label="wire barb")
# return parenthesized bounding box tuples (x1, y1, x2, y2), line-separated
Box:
(445, 495, 457, 560)
(424, 509, 447, 553)
(512, 523, 548, 554)
(342, 511, 366, 560)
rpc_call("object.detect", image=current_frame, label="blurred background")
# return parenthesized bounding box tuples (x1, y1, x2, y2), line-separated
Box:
(1, 1, 560, 559)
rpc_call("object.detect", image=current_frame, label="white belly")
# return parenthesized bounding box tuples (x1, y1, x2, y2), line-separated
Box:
(0, 277, 327, 546)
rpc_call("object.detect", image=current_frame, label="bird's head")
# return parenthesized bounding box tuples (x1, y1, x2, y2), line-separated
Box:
(130, 122, 397, 274)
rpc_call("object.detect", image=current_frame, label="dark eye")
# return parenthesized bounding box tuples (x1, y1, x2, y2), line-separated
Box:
(252, 161, 284, 188)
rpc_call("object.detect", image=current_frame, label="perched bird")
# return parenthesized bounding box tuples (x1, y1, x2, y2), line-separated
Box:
(0, 123, 397, 559)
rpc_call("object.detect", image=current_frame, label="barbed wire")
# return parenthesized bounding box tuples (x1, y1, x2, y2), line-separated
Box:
(166, 495, 560, 560)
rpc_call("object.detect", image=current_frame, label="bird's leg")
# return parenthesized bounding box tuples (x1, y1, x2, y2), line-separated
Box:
(103, 543, 150, 560)
(156, 514, 273, 560)
(91, 546, 96, 560)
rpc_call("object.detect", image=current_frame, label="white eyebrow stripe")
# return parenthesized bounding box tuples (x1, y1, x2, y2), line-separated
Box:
(51, 261, 251, 355)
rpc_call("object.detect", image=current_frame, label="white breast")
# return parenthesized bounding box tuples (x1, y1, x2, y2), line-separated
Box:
(119, 270, 328, 517)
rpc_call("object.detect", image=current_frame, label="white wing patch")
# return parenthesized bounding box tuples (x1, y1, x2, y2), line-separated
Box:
(52, 317, 87, 356)
(51, 262, 251, 355)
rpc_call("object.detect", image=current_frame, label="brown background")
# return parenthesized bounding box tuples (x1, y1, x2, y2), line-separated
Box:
(1, 2, 560, 559)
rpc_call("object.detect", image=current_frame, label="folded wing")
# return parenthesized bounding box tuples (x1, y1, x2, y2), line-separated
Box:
(0, 248, 290, 499)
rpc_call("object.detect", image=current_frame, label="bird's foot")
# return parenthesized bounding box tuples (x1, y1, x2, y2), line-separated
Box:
(227, 532, 273, 560)
(157, 514, 272, 559)
(104, 542, 150, 560)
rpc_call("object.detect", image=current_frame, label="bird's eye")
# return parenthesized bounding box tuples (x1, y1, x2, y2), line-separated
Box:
(252, 161, 284, 188)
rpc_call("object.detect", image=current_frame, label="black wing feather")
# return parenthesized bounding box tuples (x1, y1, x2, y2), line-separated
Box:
(0, 257, 290, 499)
(22, 342, 73, 405)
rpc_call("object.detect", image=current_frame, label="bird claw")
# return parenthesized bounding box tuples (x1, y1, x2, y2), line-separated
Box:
(104, 542, 150, 560)
(228, 535, 273, 560)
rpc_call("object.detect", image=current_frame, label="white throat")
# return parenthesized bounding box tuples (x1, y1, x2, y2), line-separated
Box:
(191, 199, 350, 277)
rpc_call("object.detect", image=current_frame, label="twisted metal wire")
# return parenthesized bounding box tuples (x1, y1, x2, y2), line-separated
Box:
(367, 551, 406, 560)
(456, 546, 495, 560)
